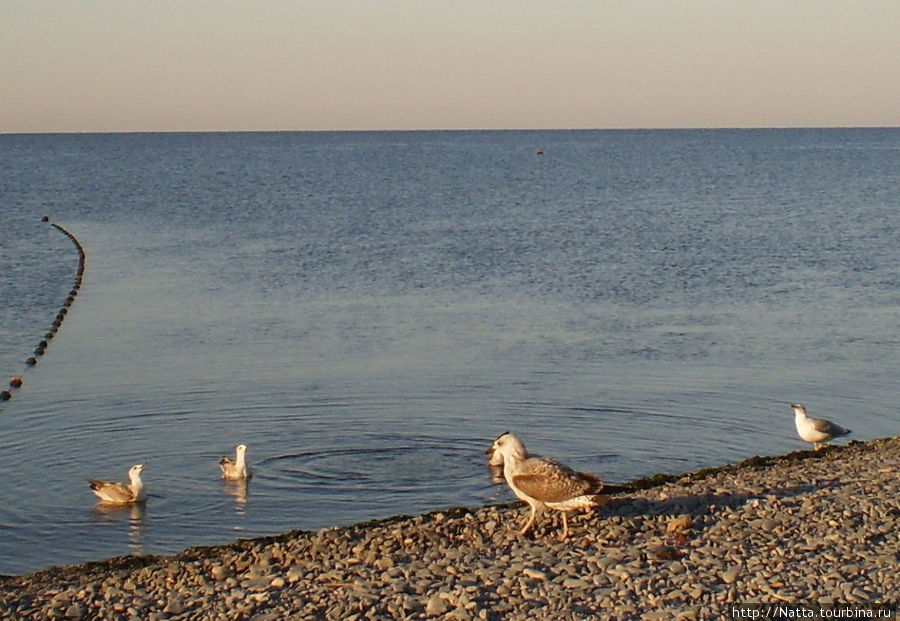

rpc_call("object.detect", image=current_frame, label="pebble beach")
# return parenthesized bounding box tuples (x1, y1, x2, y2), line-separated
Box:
(1, 437, 897, 620)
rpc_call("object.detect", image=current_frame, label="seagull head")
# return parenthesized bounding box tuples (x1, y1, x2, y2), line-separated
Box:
(236, 444, 248, 455)
(791, 404, 807, 416)
(486, 431, 527, 465)
(128, 464, 145, 480)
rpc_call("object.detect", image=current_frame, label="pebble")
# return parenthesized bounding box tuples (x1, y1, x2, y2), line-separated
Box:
(667, 515, 692, 533)
(163, 598, 185, 614)
(426, 594, 449, 615)
(522, 568, 547, 580)
(0, 437, 897, 619)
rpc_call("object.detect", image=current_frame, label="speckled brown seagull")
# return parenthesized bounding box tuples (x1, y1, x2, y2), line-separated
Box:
(792, 404, 851, 450)
(88, 464, 146, 505)
(220, 444, 251, 480)
(486, 432, 607, 540)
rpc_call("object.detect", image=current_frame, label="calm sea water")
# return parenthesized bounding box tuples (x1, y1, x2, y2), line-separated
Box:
(0, 129, 898, 575)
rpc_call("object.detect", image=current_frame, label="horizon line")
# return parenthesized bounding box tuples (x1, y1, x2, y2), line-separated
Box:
(3, 124, 899, 137)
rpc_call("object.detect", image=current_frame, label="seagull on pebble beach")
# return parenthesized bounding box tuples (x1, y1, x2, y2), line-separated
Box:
(88, 464, 147, 504)
(220, 444, 251, 480)
(486, 432, 608, 540)
(792, 404, 851, 450)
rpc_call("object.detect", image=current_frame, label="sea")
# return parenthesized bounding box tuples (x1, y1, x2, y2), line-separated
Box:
(0, 128, 897, 575)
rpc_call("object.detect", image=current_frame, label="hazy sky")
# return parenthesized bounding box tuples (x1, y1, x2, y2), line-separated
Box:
(2, 1, 898, 133)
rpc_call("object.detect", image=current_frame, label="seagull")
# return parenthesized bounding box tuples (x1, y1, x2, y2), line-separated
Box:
(486, 432, 607, 540)
(792, 403, 851, 450)
(219, 444, 251, 480)
(88, 464, 147, 504)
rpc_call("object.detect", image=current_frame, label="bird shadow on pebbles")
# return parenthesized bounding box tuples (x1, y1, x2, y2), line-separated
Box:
(604, 479, 824, 518)
(601, 486, 815, 542)
(531, 445, 867, 544)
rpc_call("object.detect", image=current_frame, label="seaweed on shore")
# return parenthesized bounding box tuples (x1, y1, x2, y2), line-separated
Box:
(0, 553, 163, 586)
(608, 439, 866, 494)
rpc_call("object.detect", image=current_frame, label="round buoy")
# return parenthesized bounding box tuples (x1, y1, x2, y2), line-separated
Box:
(24, 222, 89, 370)
(10, 377, 23, 388)
(0, 390, 11, 401)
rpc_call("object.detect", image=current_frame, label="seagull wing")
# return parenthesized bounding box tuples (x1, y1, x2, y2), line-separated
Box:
(88, 479, 137, 504)
(811, 417, 850, 437)
(512, 458, 603, 502)
(220, 456, 249, 479)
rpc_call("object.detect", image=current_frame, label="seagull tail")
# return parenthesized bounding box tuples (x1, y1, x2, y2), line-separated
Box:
(589, 494, 611, 507)
(598, 483, 630, 495)
(577, 471, 605, 493)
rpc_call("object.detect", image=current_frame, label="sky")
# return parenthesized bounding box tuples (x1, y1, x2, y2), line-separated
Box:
(2, 1, 898, 133)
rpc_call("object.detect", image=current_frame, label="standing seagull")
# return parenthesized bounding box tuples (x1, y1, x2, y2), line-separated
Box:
(486, 432, 607, 540)
(88, 464, 147, 504)
(792, 403, 851, 450)
(220, 444, 251, 480)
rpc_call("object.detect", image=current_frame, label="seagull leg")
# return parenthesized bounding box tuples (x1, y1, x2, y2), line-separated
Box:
(558, 512, 569, 541)
(519, 504, 537, 536)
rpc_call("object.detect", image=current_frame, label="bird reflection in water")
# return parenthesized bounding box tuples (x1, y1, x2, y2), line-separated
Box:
(487, 460, 507, 501)
(222, 479, 250, 520)
(488, 462, 505, 485)
(92, 502, 147, 554)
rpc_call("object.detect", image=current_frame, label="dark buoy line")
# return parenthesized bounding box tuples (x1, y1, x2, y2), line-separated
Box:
(1, 218, 87, 410)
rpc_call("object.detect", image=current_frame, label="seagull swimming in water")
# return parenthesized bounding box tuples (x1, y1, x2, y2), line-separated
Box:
(792, 403, 851, 450)
(88, 464, 146, 504)
(220, 444, 251, 480)
(486, 432, 607, 540)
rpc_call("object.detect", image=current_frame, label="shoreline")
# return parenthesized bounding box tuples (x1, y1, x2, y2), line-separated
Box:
(2, 437, 898, 619)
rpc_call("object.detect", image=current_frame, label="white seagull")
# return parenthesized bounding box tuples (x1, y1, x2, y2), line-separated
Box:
(219, 444, 251, 480)
(792, 403, 851, 450)
(88, 464, 147, 504)
(486, 432, 607, 540)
